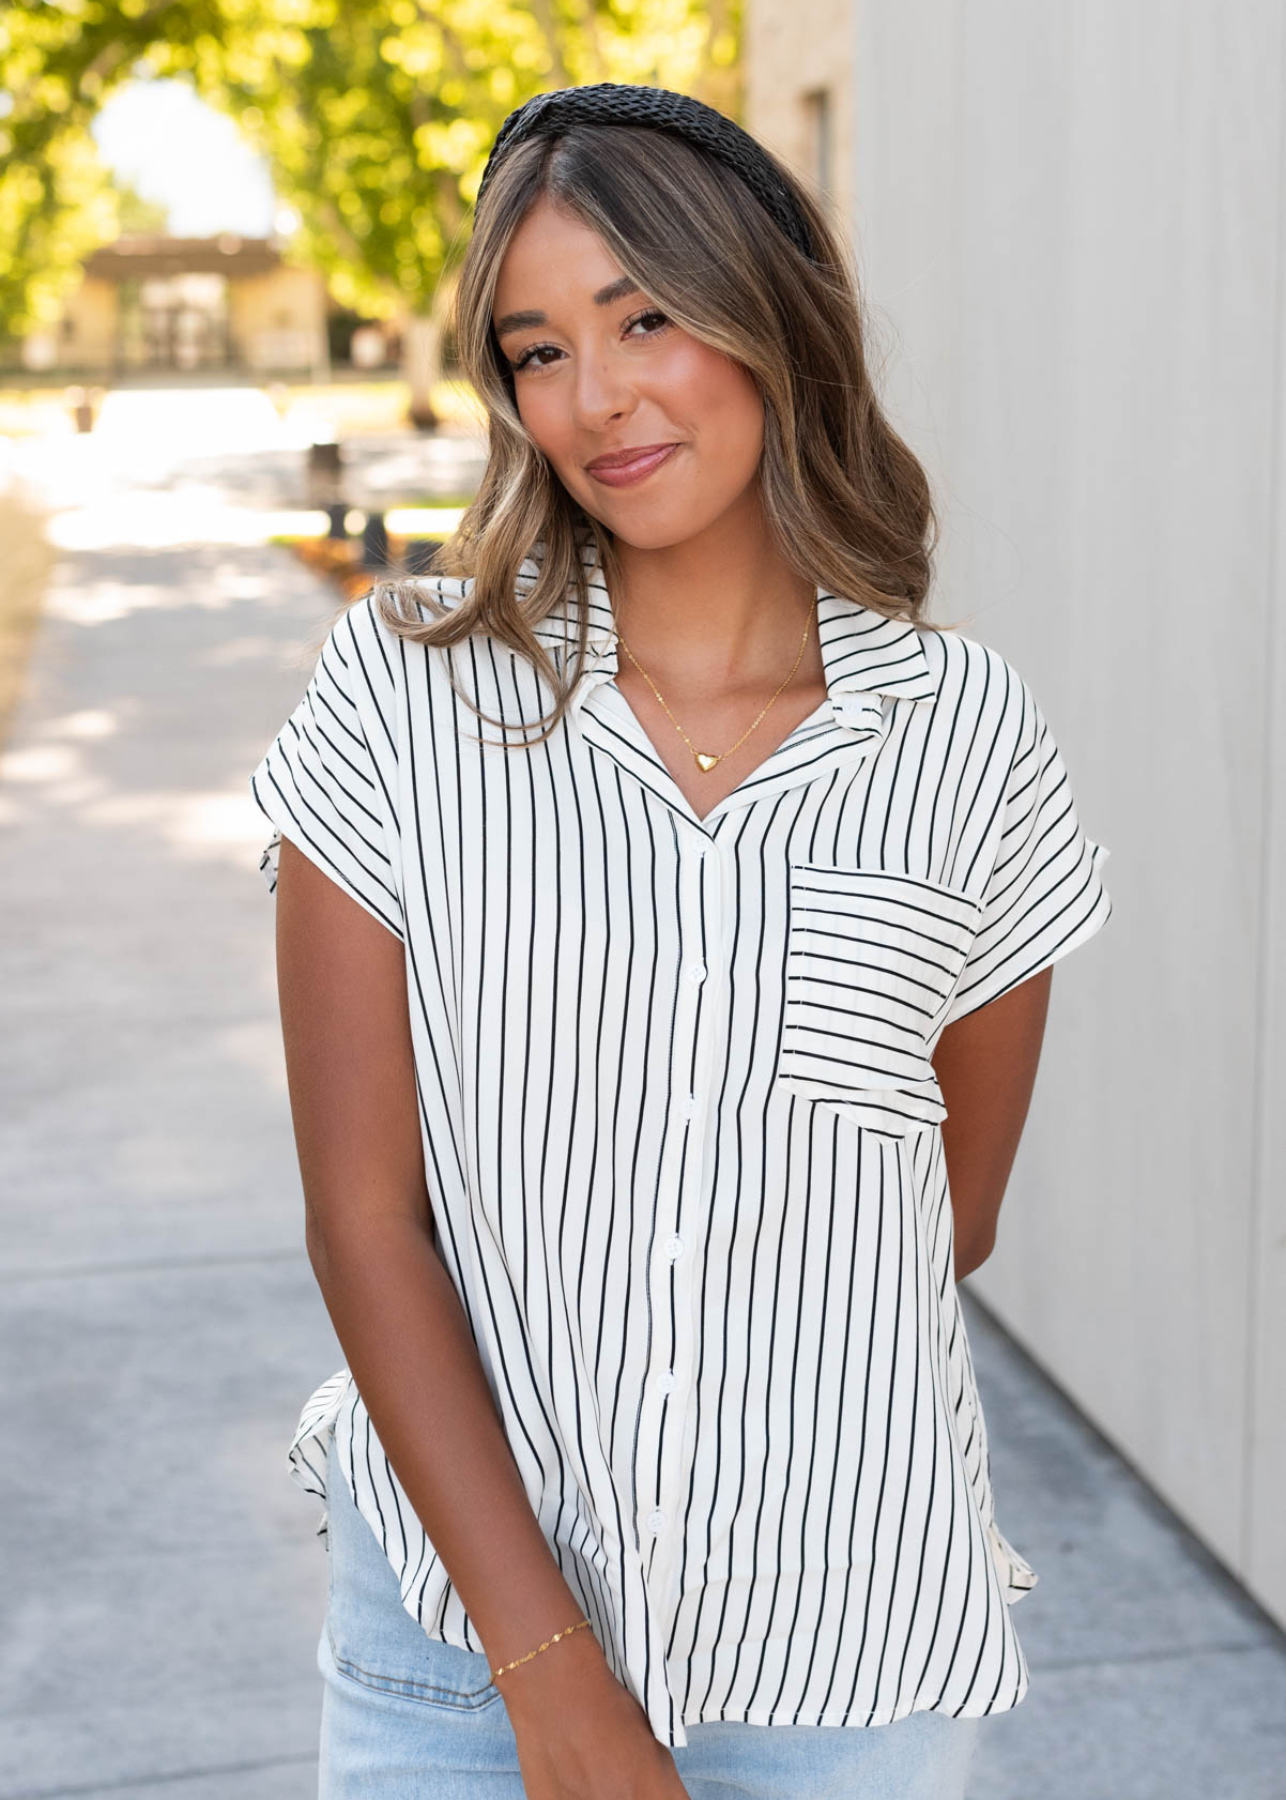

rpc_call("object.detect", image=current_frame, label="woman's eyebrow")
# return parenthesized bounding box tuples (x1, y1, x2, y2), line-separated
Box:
(494, 276, 643, 339)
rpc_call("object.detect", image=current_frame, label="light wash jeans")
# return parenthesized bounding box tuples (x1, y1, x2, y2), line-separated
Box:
(317, 1428, 982, 1798)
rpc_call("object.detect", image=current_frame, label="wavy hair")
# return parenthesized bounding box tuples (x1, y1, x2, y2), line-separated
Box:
(369, 114, 948, 746)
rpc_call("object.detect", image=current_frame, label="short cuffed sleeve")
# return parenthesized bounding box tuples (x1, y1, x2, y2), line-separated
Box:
(941, 676, 1111, 1026)
(249, 596, 404, 941)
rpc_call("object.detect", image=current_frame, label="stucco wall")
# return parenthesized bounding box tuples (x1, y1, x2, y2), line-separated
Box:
(228, 265, 328, 372)
(748, 0, 1286, 1628)
(62, 277, 118, 371)
(746, 0, 856, 238)
(20, 276, 118, 373)
(852, 0, 1286, 1629)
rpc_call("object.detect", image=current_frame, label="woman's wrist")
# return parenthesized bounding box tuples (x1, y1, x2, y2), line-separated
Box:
(489, 1614, 595, 1685)
(492, 1616, 622, 1726)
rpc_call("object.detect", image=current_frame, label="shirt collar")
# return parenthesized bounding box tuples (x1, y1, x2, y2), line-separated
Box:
(523, 537, 939, 725)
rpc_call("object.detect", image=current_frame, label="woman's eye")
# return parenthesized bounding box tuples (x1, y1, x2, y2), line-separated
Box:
(625, 308, 671, 339)
(509, 343, 558, 373)
(507, 309, 671, 374)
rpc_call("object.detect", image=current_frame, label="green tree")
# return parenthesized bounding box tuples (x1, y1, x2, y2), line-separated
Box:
(0, 128, 119, 337)
(0, 0, 742, 412)
(0, 0, 228, 337)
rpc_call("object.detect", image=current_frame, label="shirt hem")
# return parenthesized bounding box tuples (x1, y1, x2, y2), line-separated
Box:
(674, 1682, 1030, 1737)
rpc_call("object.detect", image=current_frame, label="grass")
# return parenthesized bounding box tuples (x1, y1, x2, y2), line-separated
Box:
(0, 490, 54, 750)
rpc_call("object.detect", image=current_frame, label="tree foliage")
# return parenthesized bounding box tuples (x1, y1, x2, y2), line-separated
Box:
(0, 0, 742, 340)
(0, 1, 225, 333)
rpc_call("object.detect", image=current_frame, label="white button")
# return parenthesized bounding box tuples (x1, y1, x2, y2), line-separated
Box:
(694, 839, 711, 856)
(657, 1369, 677, 1393)
(679, 1093, 699, 1118)
(646, 1509, 668, 1533)
(664, 1233, 684, 1259)
(686, 961, 707, 984)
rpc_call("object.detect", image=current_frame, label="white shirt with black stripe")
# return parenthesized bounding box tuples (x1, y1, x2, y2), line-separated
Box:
(249, 537, 1112, 1748)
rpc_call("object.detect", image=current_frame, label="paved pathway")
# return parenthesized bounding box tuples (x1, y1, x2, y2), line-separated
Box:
(1, 392, 1283, 1798)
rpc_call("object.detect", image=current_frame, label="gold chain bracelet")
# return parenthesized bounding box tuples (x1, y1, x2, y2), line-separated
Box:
(489, 1616, 593, 1686)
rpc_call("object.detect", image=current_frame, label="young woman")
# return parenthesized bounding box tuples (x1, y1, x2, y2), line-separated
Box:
(251, 83, 1111, 1800)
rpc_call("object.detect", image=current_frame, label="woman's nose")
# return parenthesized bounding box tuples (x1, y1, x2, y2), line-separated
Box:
(571, 352, 635, 430)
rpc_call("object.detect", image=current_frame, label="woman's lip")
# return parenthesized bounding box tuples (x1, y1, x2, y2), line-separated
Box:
(586, 443, 681, 487)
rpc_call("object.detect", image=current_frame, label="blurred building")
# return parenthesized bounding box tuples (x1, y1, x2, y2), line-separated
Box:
(749, 3, 1286, 1633)
(746, 6, 852, 232)
(13, 232, 333, 378)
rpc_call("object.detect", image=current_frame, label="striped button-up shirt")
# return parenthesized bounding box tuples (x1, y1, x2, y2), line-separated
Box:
(249, 538, 1112, 1748)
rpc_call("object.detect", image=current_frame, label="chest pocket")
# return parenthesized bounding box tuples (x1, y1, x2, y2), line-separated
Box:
(776, 863, 982, 1137)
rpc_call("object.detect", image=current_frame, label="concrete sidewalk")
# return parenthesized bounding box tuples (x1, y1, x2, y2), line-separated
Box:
(1, 406, 1283, 1798)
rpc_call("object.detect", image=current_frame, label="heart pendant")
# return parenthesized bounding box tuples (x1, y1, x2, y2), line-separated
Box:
(695, 752, 719, 772)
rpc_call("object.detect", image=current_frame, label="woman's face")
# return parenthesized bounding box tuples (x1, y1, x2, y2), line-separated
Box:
(491, 196, 766, 550)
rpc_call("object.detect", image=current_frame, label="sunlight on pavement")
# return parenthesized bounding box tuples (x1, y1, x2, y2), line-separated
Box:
(46, 500, 334, 553)
(2, 385, 476, 549)
(94, 386, 314, 456)
(0, 739, 285, 869)
(385, 507, 466, 534)
(45, 708, 118, 739)
(1, 741, 86, 785)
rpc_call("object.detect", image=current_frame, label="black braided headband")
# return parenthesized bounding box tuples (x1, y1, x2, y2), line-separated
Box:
(474, 81, 819, 262)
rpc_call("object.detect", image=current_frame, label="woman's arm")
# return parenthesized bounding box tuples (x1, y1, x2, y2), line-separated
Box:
(273, 839, 691, 1797)
(272, 835, 618, 1716)
(930, 966, 1053, 1280)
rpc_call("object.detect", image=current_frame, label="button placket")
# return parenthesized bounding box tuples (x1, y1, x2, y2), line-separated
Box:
(639, 830, 724, 1591)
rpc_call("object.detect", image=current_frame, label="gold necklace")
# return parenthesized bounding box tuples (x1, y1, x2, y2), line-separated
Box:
(614, 598, 816, 773)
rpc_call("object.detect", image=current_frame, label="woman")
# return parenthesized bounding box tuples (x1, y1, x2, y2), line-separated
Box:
(250, 83, 1111, 1800)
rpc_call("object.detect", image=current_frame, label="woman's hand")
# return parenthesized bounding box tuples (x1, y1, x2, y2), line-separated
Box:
(500, 1649, 690, 1797)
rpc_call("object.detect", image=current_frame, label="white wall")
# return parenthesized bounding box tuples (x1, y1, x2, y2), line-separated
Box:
(847, 0, 1286, 1626)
